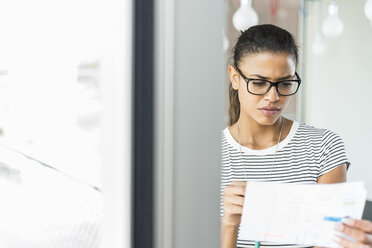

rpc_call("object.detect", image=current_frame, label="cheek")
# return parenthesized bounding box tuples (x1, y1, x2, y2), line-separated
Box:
(238, 88, 259, 110)
(280, 96, 291, 107)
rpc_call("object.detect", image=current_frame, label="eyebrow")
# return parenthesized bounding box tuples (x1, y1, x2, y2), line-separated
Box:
(249, 74, 294, 81)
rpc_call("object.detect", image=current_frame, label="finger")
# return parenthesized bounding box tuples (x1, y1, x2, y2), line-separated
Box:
(224, 204, 243, 215)
(231, 181, 246, 186)
(224, 185, 245, 196)
(223, 195, 245, 207)
(343, 219, 372, 234)
(333, 235, 369, 248)
(335, 223, 372, 244)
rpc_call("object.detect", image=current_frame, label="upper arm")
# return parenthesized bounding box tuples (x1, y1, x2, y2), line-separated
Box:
(317, 163, 347, 184)
(318, 129, 349, 181)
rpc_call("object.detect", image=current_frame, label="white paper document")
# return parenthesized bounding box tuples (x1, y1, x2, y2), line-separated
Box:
(239, 181, 367, 247)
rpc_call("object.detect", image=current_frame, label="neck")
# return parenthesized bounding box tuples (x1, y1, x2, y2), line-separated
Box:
(236, 114, 284, 149)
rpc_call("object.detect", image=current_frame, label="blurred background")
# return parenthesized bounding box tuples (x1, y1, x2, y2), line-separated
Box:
(0, 0, 371, 247)
(0, 0, 131, 247)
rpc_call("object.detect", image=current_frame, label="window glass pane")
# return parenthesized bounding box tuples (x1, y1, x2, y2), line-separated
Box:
(0, 0, 104, 246)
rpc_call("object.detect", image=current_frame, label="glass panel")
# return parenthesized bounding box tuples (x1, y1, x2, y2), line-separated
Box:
(302, 0, 372, 199)
(0, 145, 101, 247)
(0, 0, 104, 246)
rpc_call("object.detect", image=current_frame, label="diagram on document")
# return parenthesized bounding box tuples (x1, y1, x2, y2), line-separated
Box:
(238, 182, 367, 247)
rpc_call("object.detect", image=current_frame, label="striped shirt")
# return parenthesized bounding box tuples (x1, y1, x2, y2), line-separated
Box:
(220, 121, 350, 248)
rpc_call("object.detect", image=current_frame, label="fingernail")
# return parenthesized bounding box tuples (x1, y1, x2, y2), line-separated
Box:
(334, 223, 344, 231)
(341, 218, 354, 226)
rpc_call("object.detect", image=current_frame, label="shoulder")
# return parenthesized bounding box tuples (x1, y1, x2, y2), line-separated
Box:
(295, 122, 340, 139)
(221, 127, 233, 148)
(221, 127, 230, 139)
(296, 122, 327, 135)
(295, 122, 346, 149)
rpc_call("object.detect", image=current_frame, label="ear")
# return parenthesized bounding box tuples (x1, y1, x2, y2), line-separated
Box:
(228, 65, 240, 90)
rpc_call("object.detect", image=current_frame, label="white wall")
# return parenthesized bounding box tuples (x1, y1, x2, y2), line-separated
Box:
(303, 0, 372, 198)
(155, 0, 224, 247)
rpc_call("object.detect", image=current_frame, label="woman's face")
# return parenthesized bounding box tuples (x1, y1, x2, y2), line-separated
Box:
(229, 52, 296, 126)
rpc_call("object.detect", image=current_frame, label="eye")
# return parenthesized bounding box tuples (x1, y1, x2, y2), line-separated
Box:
(251, 81, 268, 87)
(281, 81, 294, 87)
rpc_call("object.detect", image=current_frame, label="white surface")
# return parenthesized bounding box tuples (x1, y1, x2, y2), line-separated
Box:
(0, 0, 103, 187)
(100, 0, 132, 247)
(0, 145, 101, 248)
(0, 0, 132, 247)
(239, 182, 367, 247)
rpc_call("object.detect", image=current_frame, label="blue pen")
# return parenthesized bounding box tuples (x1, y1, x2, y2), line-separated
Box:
(324, 216, 349, 222)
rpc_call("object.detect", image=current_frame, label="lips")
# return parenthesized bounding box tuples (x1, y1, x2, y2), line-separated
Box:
(258, 106, 281, 116)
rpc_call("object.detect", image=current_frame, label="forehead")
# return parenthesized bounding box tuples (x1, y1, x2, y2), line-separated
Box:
(239, 52, 296, 78)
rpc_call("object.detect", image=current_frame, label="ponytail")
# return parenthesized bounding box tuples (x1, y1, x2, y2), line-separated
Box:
(228, 83, 240, 126)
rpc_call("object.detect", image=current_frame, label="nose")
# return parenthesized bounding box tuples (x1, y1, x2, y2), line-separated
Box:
(264, 85, 279, 102)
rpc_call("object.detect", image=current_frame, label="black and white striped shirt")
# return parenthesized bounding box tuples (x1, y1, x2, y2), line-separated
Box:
(221, 121, 350, 248)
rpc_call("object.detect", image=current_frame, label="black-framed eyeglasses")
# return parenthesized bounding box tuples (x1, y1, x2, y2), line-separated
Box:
(234, 66, 302, 96)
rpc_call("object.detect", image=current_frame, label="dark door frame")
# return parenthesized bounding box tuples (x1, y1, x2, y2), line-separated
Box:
(132, 0, 154, 247)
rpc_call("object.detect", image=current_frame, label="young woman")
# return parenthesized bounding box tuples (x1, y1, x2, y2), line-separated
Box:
(221, 24, 372, 248)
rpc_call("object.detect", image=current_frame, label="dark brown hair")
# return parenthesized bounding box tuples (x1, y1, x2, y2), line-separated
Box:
(229, 24, 299, 125)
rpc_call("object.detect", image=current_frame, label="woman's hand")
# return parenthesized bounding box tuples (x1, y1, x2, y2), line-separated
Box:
(222, 181, 246, 227)
(334, 218, 372, 248)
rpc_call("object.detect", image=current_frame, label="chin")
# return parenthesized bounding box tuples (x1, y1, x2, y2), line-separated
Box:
(256, 116, 281, 126)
